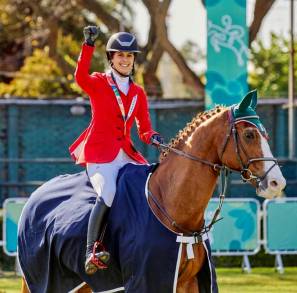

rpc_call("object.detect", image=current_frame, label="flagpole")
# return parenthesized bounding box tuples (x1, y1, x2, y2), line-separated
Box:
(288, 0, 295, 159)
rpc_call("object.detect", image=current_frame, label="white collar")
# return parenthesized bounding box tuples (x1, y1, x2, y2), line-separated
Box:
(111, 68, 130, 83)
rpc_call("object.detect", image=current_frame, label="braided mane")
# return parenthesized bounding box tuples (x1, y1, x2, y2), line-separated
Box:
(159, 105, 226, 161)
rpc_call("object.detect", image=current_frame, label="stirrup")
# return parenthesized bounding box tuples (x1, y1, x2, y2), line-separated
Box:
(85, 241, 110, 274)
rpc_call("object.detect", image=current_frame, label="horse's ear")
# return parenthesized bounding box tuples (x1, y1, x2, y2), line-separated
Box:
(250, 89, 258, 109)
(238, 90, 257, 111)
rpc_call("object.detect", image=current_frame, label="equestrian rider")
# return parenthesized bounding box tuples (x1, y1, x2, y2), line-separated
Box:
(69, 26, 164, 275)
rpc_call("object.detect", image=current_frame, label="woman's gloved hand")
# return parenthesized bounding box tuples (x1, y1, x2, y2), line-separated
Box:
(151, 134, 164, 145)
(83, 26, 100, 46)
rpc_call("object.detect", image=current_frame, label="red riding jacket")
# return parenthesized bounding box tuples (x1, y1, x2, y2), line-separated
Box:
(69, 44, 157, 166)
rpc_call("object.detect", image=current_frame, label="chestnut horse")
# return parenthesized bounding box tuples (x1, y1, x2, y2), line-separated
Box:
(20, 91, 286, 293)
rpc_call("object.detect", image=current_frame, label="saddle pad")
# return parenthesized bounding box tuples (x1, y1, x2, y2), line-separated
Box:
(18, 164, 218, 293)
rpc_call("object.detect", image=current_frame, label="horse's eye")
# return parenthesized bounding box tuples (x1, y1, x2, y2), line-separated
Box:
(244, 131, 255, 140)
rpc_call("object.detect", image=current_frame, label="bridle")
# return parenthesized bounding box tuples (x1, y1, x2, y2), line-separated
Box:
(219, 110, 278, 186)
(148, 107, 279, 237)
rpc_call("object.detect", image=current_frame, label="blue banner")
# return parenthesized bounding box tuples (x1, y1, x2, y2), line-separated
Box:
(264, 199, 297, 253)
(206, 0, 248, 109)
(3, 198, 27, 255)
(205, 199, 260, 254)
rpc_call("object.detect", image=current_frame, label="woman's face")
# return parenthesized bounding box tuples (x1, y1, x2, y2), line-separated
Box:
(111, 51, 135, 76)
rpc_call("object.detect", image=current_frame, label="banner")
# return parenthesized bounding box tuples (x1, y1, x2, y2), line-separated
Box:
(206, 0, 248, 109)
(263, 198, 297, 253)
(3, 198, 27, 256)
(205, 199, 260, 254)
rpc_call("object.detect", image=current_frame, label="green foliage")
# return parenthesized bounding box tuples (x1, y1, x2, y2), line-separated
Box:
(0, 47, 79, 98)
(0, 0, 33, 51)
(249, 33, 297, 98)
(0, 0, 117, 98)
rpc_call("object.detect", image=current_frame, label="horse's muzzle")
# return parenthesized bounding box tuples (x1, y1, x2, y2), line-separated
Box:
(256, 176, 286, 199)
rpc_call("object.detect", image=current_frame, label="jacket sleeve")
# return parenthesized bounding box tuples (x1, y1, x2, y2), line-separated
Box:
(135, 89, 158, 144)
(74, 43, 97, 96)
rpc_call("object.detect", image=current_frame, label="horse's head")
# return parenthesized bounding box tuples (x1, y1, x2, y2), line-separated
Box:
(220, 90, 286, 199)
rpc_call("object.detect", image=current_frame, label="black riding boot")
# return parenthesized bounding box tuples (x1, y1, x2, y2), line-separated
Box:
(85, 197, 110, 275)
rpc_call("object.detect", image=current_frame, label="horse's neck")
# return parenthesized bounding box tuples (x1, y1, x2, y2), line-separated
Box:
(149, 110, 228, 233)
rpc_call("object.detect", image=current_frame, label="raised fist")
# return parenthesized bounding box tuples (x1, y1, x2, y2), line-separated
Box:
(83, 26, 100, 46)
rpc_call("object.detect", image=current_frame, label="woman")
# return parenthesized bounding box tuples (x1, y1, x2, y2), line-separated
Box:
(69, 26, 163, 275)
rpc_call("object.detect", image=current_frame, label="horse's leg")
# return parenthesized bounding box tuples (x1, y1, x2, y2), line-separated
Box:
(176, 244, 204, 293)
(76, 284, 92, 293)
(177, 277, 199, 293)
(21, 278, 30, 293)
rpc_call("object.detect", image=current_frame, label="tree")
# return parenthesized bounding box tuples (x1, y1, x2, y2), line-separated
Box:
(248, 0, 276, 47)
(0, 0, 277, 98)
(249, 33, 297, 97)
(0, 47, 81, 98)
(0, 0, 108, 97)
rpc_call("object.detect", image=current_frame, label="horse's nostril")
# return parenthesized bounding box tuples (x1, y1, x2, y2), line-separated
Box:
(269, 180, 278, 188)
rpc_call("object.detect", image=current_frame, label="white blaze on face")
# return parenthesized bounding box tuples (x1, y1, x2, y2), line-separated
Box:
(257, 134, 286, 198)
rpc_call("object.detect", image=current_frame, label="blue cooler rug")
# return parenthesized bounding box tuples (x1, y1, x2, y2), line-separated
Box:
(18, 163, 218, 293)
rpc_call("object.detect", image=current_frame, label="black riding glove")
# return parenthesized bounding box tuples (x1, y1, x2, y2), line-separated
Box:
(83, 26, 100, 47)
(151, 134, 164, 145)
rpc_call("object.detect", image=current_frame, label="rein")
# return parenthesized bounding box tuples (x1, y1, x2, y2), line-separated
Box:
(148, 167, 228, 236)
(155, 142, 224, 172)
(148, 108, 279, 239)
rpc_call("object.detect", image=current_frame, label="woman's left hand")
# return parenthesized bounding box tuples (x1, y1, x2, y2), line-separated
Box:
(151, 134, 164, 145)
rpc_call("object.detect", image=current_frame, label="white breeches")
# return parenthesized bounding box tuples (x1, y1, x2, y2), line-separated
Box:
(86, 149, 136, 207)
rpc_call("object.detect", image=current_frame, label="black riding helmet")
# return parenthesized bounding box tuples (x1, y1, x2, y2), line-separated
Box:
(106, 32, 140, 76)
(106, 32, 140, 53)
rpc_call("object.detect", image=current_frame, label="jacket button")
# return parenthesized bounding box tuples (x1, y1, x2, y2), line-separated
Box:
(117, 114, 122, 119)
(116, 126, 121, 130)
(117, 137, 122, 141)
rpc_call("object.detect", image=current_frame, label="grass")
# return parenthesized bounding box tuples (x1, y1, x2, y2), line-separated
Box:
(0, 268, 297, 292)
(217, 267, 297, 293)
(0, 272, 22, 293)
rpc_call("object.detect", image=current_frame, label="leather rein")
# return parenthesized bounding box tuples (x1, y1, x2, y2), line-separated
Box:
(148, 108, 279, 238)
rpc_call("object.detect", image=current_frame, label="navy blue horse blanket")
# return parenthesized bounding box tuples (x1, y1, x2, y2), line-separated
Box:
(18, 163, 218, 293)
